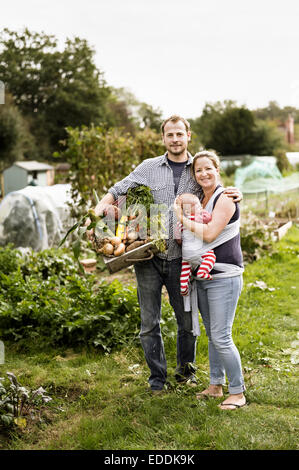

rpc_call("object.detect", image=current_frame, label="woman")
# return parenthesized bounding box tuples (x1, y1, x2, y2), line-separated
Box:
(174, 151, 246, 410)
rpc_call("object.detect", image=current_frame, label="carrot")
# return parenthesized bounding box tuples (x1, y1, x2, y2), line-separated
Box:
(125, 241, 145, 252)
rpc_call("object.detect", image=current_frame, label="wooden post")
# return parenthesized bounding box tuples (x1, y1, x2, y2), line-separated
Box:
(273, 221, 293, 241)
(0, 341, 4, 364)
(0, 172, 4, 199)
(265, 190, 268, 214)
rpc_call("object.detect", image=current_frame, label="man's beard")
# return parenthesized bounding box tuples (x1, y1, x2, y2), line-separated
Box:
(169, 144, 186, 156)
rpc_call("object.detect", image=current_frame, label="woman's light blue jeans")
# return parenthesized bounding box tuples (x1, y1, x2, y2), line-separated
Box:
(196, 275, 245, 395)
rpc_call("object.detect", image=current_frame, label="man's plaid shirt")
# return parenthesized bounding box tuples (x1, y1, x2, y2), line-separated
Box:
(108, 152, 203, 260)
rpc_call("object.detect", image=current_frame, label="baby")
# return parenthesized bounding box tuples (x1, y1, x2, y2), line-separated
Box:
(175, 193, 216, 296)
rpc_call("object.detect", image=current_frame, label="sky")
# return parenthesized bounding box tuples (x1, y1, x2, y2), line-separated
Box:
(1, 0, 299, 119)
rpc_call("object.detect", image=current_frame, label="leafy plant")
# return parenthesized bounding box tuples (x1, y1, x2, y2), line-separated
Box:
(0, 246, 175, 352)
(0, 372, 52, 429)
(126, 185, 154, 213)
(58, 189, 115, 270)
(240, 211, 276, 263)
(0, 243, 21, 275)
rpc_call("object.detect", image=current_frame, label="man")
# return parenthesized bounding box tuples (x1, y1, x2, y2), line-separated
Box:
(92, 115, 241, 393)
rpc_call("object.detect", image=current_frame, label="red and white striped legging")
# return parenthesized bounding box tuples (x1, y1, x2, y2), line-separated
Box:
(180, 250, 216, 295)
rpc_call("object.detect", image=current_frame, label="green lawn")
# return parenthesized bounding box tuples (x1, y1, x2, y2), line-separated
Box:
(1, 227, 298, 450)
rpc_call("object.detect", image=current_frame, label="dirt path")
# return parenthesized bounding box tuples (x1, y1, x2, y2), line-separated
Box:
(96, 263, 170, 300)
(99, 265, 136, 285)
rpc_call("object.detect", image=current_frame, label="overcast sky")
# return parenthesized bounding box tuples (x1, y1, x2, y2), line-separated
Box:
(1, 0, 299, 118)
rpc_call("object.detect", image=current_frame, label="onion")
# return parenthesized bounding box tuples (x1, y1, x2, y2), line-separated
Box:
(102, 243, 114, 256)
(110, 236, 122, 247)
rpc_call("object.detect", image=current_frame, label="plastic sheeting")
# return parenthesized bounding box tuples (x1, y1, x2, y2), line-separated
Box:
(234, 158, 285, 193)
(0, 184, 74, 251)
(235, 172, 299, 194)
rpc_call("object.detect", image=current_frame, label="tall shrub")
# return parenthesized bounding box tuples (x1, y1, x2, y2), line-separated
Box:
(56, 125, 164, 211)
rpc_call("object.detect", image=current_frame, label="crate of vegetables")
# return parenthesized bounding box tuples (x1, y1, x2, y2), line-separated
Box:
(95, 186, 166, 273)
(60, 186, 166, 274)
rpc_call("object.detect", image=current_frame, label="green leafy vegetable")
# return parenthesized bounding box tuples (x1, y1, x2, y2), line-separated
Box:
(126, 185, 154, 214)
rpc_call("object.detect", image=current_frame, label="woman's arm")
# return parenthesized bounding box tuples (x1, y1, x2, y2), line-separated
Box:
(174, 194, 236, 243)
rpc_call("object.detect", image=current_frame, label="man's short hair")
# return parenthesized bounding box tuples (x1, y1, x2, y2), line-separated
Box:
(161, 115, 191, 135)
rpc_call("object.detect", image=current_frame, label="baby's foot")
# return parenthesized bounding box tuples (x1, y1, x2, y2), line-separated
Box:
(180, 286, 189, 296)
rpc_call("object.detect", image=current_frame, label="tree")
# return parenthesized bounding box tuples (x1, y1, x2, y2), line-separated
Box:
(138, 102, 163, 132)
(104, 93, 137, 135)
(0, 29, 113, 159)
(112, 87, 163, 133)
(134, 127, 165, 163)
(253, 101, 299, 124)
(190, 101, 282, 156)
(0, 94, 35, 171)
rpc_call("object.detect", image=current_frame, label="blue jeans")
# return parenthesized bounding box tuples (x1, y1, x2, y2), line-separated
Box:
(196, 275, 245, 394)
(134, 256, 197, 390)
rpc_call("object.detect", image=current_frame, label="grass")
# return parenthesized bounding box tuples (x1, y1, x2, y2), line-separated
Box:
(0, 226, 299, 451)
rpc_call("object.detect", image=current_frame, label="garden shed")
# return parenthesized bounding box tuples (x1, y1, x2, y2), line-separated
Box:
(2, 161, 55, 196)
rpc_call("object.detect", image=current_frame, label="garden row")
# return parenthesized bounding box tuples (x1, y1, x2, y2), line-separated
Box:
(0, 246, 176, 352)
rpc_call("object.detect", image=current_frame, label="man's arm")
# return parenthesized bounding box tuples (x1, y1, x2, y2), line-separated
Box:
(107, 159, 149, 202)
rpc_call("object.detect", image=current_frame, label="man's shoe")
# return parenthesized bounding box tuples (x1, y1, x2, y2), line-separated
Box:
(175, 362, 198, 386)
(185, 375, 198, 387)
(175, 373, 198, 387)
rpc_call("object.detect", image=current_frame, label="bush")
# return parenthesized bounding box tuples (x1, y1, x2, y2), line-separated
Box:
(55, 125, 165, 215)
(240, 212, 275, 263)
(274, 149, 292, 173)
(0, 247, 176, 352)
(0, 244, 19, 274)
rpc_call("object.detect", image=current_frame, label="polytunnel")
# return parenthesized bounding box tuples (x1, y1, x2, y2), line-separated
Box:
(0, 184, 74, 251)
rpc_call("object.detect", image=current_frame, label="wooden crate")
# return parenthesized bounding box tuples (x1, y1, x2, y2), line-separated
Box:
(102, 241, 159, 274)
(273, 221, 292, 241)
